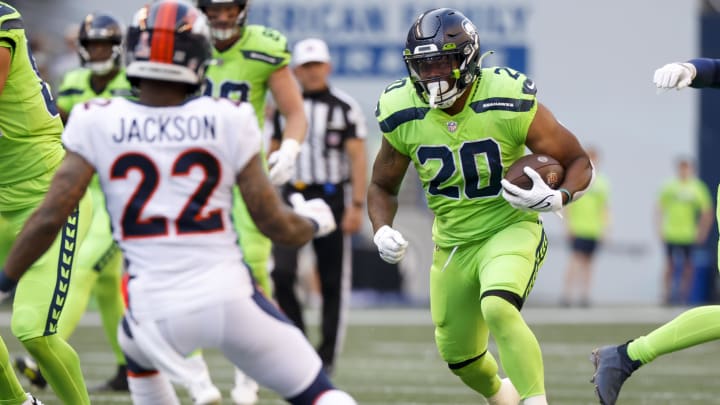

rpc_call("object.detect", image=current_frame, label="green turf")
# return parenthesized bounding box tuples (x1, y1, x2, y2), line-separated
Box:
(2, 316, 720, 404)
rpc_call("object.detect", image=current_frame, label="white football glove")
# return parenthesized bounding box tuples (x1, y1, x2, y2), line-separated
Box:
(373, 225, 408, 264)
(268, 139, 300, 185)
(500, 167, 563, 213)
(653, 62, 697, 89)
(289, 193, 336, 237)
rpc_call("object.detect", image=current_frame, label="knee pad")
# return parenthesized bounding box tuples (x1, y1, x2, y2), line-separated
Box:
(11, 307, 45, 341)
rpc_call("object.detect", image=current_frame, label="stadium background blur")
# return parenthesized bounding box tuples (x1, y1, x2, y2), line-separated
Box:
(8, 0, 720, 307)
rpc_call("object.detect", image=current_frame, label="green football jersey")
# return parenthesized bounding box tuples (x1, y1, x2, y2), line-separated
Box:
(204, 25, 290, 128)
(56, 68, 133, 114)
(376, 67, 539, 247)
(0, 2, 65, 210)
(566, 173, 610, 238)
(658, 177, 712, 244)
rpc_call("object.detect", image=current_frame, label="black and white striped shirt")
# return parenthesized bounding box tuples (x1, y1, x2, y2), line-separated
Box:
(273, 86, 367, 186)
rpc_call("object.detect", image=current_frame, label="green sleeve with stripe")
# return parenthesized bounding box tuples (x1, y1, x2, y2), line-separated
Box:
(0, 2, 65, 210)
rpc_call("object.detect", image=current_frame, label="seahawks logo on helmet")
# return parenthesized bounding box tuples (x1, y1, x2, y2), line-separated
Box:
(404, 8, 481, 109)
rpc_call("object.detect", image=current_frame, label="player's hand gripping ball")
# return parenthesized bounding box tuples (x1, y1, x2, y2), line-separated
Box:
(503, 154, 564, 190)
(501, 154, 566, 212)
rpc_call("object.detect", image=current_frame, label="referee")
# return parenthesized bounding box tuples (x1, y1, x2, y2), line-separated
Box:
(270, 38, 367, 375)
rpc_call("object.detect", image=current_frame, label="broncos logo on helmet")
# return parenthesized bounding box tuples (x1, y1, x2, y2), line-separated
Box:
(125, 0, 212, 91)
(404, 8, 485, 109)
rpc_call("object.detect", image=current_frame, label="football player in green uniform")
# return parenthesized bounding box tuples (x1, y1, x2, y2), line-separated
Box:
(0, 2, 93, 404)
(196, 1, 307, 403)
(198, 0, 306, 293)
(368, 8, 593, 405)
(13, 12, 132, 394)
(591, 58, 720, 405)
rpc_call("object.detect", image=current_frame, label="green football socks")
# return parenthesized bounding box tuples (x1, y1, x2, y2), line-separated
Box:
(627, 305, 720, 365)
(22, 334, 90, 405)
(0, 335, 26, 405)
(482, 295, 545, 399)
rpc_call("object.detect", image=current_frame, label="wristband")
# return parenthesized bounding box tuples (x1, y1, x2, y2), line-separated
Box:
(558, 188, 572, 205)
(0, 271, 17, 293)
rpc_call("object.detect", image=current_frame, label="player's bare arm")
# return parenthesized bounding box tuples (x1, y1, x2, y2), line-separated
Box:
(4, 151, 94, 280)
(58, 107, 71, 124)
(341, 137, 367, 234)
(0, 46, 10, 94)
(525, 102, 593, 201)
(269, 66, 307, 144)
(236, 153, 315, 246)
(367, 137, 411, 232)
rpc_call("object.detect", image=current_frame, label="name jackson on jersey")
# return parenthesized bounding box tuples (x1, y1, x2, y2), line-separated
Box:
(111, 114, 217, 143)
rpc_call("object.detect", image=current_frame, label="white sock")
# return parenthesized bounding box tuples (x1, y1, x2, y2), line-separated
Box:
(314, 390, 357, 405)
(487, 378, 521, 405)
(22, 393, 43, 405)
(183, 355, 221, 405)
(233, 367, 259, 391)
(128, 373, 181, 405)
(523, 394, 548, 405)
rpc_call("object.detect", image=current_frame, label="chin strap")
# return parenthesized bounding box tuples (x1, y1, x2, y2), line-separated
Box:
(478, 50, 495, 68)
(428, 84, 439, 108)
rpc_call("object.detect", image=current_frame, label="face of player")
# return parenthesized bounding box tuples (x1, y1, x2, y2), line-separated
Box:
(413, 54, 457, 81)
(203, 4, 242, 41)
(407, 53, 460, 96)
(293, 61, 331, 92)
(678, 161, 693, 179)
(85, 40, 114, 63)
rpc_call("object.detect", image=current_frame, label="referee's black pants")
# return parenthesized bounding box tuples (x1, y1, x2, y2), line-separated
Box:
(272, 185, 347, 370)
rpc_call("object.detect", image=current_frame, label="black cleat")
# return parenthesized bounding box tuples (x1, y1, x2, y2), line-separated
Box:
(15, 356, 47, 390)
(89, 365, 129, 392)
(590, 343, 641, 405)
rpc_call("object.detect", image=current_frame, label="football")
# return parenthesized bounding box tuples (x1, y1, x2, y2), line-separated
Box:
(504, 154, 564, 190)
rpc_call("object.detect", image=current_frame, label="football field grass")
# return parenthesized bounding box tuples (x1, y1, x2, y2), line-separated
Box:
(2, 307, 719, 404)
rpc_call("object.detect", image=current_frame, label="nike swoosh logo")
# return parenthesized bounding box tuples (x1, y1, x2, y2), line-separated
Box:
(529, 194, 553, 210)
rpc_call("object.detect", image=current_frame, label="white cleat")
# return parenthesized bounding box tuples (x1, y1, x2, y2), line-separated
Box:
(189, 379, 222, 405)
(231, 369, 259, 405)
(23, 393, 44, 405)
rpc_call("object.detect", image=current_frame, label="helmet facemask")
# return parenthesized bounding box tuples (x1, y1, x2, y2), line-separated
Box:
(406, 48, 470, 109)
(404, 9, 482, 109)
(77, 13, 124, 76)
(199, 0, 250, 41)
(79, 40, 123, 75)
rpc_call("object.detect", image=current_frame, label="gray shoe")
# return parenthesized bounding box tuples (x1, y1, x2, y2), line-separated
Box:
(590, 344, 641, 405)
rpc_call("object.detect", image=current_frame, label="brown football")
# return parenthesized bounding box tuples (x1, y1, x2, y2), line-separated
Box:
(504, 154, 565, 190)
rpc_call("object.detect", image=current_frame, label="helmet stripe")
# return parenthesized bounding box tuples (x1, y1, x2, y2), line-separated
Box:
(150, 1, 178, 64)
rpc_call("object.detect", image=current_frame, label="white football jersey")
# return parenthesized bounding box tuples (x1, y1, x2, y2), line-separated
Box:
(63, 96, 261, 319)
